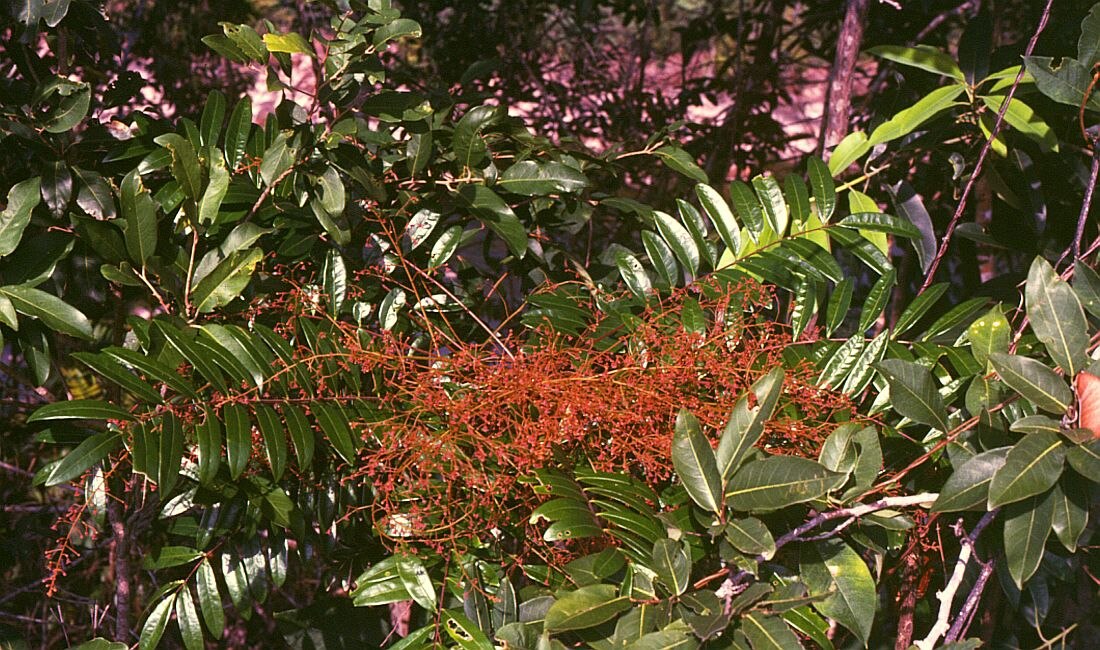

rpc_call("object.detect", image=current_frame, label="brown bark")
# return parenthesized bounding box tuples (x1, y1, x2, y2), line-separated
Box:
(107, 494, 132, 642)
(819, 0, 871, 154)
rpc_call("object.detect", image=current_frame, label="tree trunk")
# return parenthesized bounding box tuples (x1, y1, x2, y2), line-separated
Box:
(819, 0, 871, 154)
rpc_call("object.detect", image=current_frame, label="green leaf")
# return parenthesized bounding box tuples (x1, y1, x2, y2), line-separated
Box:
(352, 558, 410, 606)
(653, 145, 708, 183)
(220, 22, 268, 61)
(654, 210, 700, 278)
(1025, 257, 1089, 377)
(671, 410, 723, 513)
(1004, 491, 1054, 588)
(651, 539, 691, 597)
(988, 352, 1073, 414)
(0, 284, 93, 340)
(155, 321, 228, 392)
(782, 608, 833, 650)
(224, 99, 253, 169)
(405, 208, 441, 252)
(967, 306, 1010, 367)
(195, 558, 224, 639)
(628, 630, 699, 650)
(429, 224, 462, 267)
(544, 584, 631, 632)
(282, 404, 315, 469)
(752, 175, 788, 236)
(933, 447, 1009, 512)
(313, 402, 357, 463)
(980, 95, 1058, 152)
(29, 400, 133, 422)
(0, 177, 41, 257)
(323, 249, 347, 316)
(869, 45, 966, 81)
(254, 404, 287, 480)
(828, 131, 870, 175)
(176, 589, 204, 650)
(837, 212, 920, 238)
(120, 171, 158, 264)
(457, 185, 528, 259)
(741, 612, 803, 650)
(73, 168, 116, 220)
(373, 17, 422, 47)
(725, 517, 776, 558)
(1024, 56, 1100, 113)
(498, 161, 588, 195)
(155, 413, 185, 495)
(260, 132, 295, 187)
(807, 157, 836, 220)
(196, 407, 222, 485)
(72, 352, 162, 404)
(453, 105, 497, 169)
(396, 556, 437, 612)
(1066, 439, 1100, 478)
(139, 593, 175, 650)
(223, 404, 251, 480)
(726, 456, 844, 511)
(199, 89, 226, 147)
(44, 81, 90, 133)
(729, 181, 764, 242)
(857, 270, 895, 332)
(826, 279, 852, 336)
(191, 248, 263, 313)
(154, 133, 205, 201)
(716, 368, 785, 482)
(197, 156, 229, 224)
(615, 250, 652, 298)
(801, 539, 876, 645)
(44, 431, 122, 486)
(442, 610, 494, 649)
(263, 31, 312, 54)
(379, 287, 406, 331)
(869, 84, 966, 148)
(988, 431, 1066, 508)
(876, 359, 949, 431)
(885, 181, 938, 275)
(101, 347, 197, 398)
(641, 231, 679, 287)
(696, 184, 740, 254)
(1050, 480, 1088, 552)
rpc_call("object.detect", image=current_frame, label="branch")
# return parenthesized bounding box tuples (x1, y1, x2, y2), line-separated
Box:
(918, 0, 1055, 293)
(916, 509, 998, 650)
(770, 493, 939, 553)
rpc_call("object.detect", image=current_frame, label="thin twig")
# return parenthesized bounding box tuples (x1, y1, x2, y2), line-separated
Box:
(1065, 135, 1100, 265)
(917, 510, 998, 649)
(945, 555, 996, 642)
(918, 0, 1055, 293)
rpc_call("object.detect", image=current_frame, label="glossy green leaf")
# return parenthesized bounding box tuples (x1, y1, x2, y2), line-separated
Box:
(628, 629, 699, 650)
(45, 81, 90, 133)
(313, 402, 357, 463)
(498, 161, 588, 195)
(139, 593, 175, 650)
(0, 284, 93, 340)
(726, 456, 844, 511)
(282, 404, 314, 469)
(859, 270, 895, 332)
(671, 409, 723, 513)
(1066, 439, 1100, 478)
(120, 171, 158, 264)
(222, 404, 251, 480)
(801, 539, 875, 645)
(752, 175, 788, 236)
(1051, 480, 1088, 552)
(653, 145, 708, 183)
(741, 612, 802, 650)
(154, 133, 204, 201)
(696, 183, 740, 254)
(379, 287, 406, 331)
(442, 610, 494, 649)
(807, 157, 835, 220)
(716, 368, 784, 482)
(73, 168, 116, 220)
(197, 155, 229, 224)
(29, 400, 132, 422)
(1004, 491, 1054, 588)
(263, 31, 312, 54)
(1026, 257, 1089, 377)
(224, 99, 253, 169)
(155, 321, 228, 392)
(869, 44, 965, 80)
(176, 589, 204, 650)
(988, 432, 1065, 508)
(876, 359, 949, 431)
(654, 210, 700, 278)
(544, 584, 631, 632)
(373, 17, 422, 47)
(837, 212, 920, 238)
(191, 247, 263, 313)
(197, 560, 224, 639)
(988, 352, 1073, 414)
(980, 95, 1058, 153)
(725, 517, 775, 558)
(253, 404, 287, 479)
(967, 306, 1011, 367)
(825, 279, 852, 336)
(352, 557, 410, 606)
(155, 413, 185, 495)
(457, 185, 528, 259)
(651, 539, 691, 596)
(453, 104, 497, 168)
(429, 224, 462, 267)
(396, 556, 437, 612)
(0, 177, 41, 257)
(729, 180, 764, 241)
(869, 85, 966, 148)
(641, 231, 679, 287)
(1024, 56, 1100, 112)
(933, 447, 1009, 512)
(616, 250, 652, 298)
(101, 347, 197, 398)
(72, 352, 162, 404)
(782, 607, 833, 650)
(44, 431, 122, 486)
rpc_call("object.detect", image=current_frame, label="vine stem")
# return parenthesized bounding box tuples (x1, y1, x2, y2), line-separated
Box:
(916, 509, 998, 649)
(918, 0, 1055, 294)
